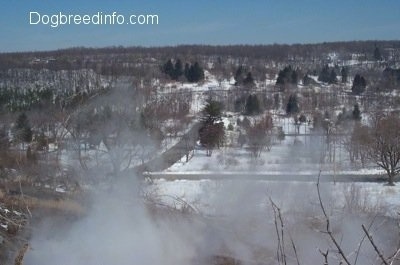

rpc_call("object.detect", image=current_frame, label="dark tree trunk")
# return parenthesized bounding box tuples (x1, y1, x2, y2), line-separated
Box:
(387, 171, 395, 186)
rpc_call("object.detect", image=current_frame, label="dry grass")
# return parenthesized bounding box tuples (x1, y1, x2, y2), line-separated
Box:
(2, 195, 85, 216)
(14, 243, 29, 265)
(0, 183, 85, 265)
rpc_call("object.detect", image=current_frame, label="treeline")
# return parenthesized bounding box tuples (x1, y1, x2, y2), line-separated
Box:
(1, 40, 400, 73)
(161, 59, 204, 82)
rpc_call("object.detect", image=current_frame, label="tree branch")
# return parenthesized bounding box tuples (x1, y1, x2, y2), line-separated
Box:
(317, 171, 351, 265)
(361, 224, 389, 265)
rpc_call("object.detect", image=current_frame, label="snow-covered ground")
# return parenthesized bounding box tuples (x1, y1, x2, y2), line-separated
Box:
(146, 179, 400, 218)
(162, 114, 383, 175)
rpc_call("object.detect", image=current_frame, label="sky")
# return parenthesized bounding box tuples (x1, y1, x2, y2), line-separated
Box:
(1, 0, 400, 52)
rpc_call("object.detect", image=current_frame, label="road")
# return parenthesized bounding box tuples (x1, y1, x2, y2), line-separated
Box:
(144, 172, 388, 183)
(134, 122, 201, 174)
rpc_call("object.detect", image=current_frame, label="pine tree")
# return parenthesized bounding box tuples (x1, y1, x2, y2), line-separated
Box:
(374, 46, 382, 61)
(199, 122, 224, 156)
(329, 69, 337, 84)
(276, 66, 298, 87)
(36, 131, 48, 151)
(162, 59, 174, 78)
(14, 112, 32, 146)
(0, 126, 9, 151)
(302, 74, 315, 86)
(318, 65, 330, 83)
(341, 67, 348, 83)
(291, 70, 298, 85)
(352, 74, 367, 94)
(201, 99, 223, 125)
(199, 99, 224, 156)
(237, 132, 246, 147)
(352, 104, 361, 121)
(234, 66, 244, 85)
(184, 63, 190, 79)
(286, 94, 299, 115)
(192, 62, 204, 82)
(245, 94, 261, 115)
(277, 127, 285, 143)
(173, 59, 183, 80)
(299, 114, 307, 123)
(185, 62, 204, 83)
(243, 72, 255, 86)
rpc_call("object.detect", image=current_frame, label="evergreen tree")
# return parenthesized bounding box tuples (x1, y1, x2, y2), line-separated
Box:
(162, 59, 174, 78)
(237, 132, 246, 148)
(318, 65, 330, 83)
(276, 71, 285, 85)
(234, 65, 244, 85)
(0, 126, 9, 152)
(14, 112, 32, 145)
(199, 122, 224, 156)
(193, 62, 204, 81)
(162, 59, 186, 81)
(352, 104, 362, 121)
(352, 74, 367, 94)
(243, 72, 255, 86)
(299, 114, 307, 123)
(173, 59, 183, 80)
(329, 69, 337, 84)
(234, 96, 246, 113)
(291, 70, 298, 85)
(245, 94, 261, 115)
(241, 117, 251, 129)
(286, 94, 299, 115)
(276, 65, 298, 87)
(184, 63, 190, 79)
(200, 99, 223, 125)
(273, 93, 280, 110)
(36, 131, 48, 151)
(382, 67, 400, 90)
(277, 127, 285, 143)
(303, 74, 310, 86)
(341, 67, 348, 83)
(374, 45, 382, 61)
(199, 99, 224, 156)
(302, 74, 316, 86)
(185, 62, 204, 83)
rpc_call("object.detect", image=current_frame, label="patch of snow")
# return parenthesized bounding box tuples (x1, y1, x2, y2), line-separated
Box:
(56, 187, 66, 193)
(13, 210, 21, 216)
(148, 179, 400, 218)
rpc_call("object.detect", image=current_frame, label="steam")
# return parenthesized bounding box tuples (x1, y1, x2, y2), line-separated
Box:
(25, 128, 399, 265)
(25, 174, 399, 265)
(25, 177, 203, 265)
(148, 177, 399, 264)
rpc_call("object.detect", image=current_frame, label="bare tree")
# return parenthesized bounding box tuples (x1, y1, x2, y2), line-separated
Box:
(246, 115, 273, 158)
(346, 123, 369, 166)
(362, 113, 400, 185)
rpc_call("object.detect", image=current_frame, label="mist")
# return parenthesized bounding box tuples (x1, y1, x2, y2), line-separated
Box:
(22, 124, 399, 265)
(25, 176, 205, 265)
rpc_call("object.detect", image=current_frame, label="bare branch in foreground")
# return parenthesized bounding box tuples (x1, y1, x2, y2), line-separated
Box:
(319, 248, 329, 265)
(270, 198, 287, 265)
(290, 234, 301, 265)
(353, 215, 377, 265)
(317, 171, 352, 265)
(362, 224, 389, 265)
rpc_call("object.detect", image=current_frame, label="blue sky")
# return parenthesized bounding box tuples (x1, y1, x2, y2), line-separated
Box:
(1, 0, 400, 52)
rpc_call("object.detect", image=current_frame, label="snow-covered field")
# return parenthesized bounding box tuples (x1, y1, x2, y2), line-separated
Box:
(145, 73, 396, 222)
(164, 124, 382, 176)
(147, 179, 400, 218)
